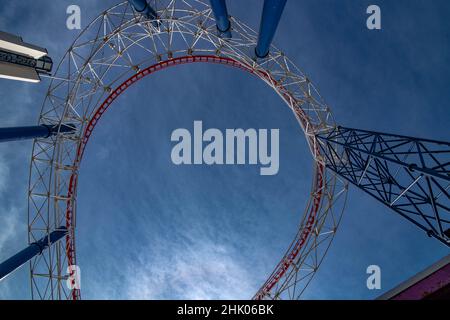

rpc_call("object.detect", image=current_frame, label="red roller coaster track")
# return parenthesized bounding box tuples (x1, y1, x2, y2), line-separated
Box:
(65, 55, 324, 300)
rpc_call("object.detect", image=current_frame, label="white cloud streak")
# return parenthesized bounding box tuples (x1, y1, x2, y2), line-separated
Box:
(124, 239, 256, 300)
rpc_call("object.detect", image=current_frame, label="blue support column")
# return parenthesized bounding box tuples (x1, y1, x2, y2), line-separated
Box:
(128, 0, 159, 26)
(209, 0, 232, 38)
(0, 227, 67, 281)
(0, 123, 75, 143)
(255, 0, 288, 58)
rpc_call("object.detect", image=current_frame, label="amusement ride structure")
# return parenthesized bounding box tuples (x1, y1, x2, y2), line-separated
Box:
(0, 0, 448, 300)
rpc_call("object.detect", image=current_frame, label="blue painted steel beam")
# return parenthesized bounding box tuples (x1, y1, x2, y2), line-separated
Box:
(255, 0, 288, 58)
(209, 0, 232, 38)
(316, 126, 450, 247)
(0, 227, 67, 281)
(0, 123, 75, 143)
(128, 0, 159, 26)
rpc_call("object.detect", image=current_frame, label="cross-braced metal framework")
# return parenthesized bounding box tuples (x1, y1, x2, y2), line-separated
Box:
(27, 0, 348, 300)
(316, 126, 450, 246)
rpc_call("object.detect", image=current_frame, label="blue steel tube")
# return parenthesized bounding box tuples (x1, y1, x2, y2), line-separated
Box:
(0, 227, 67, 281)
(128, 0, 158, 21)
(0, 123, 75, 143)
(209, 0, 232, 38)
(255, 0, 288, 58)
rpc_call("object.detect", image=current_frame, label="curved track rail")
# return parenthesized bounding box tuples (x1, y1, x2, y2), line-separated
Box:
(28, 1, 348, 300)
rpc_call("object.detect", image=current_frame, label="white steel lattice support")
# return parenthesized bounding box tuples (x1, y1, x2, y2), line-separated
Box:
(28, 0, 348, 300)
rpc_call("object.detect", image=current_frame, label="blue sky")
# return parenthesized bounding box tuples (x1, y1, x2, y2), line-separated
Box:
(0, 0, 449, 299)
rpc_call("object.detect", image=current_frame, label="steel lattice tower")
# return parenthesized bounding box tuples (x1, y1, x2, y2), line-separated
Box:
(316, 126, 450, 246)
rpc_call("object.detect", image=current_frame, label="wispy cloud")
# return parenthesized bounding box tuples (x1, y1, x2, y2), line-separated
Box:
(124, 238, 257, 300)
(0, 206, 20, 299)
(82, 219, 261, 300)
(0, 155, 10, 194)
(0, 208, 19, 254)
